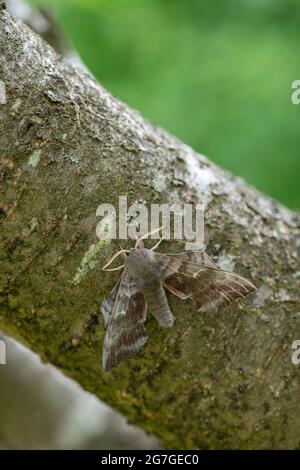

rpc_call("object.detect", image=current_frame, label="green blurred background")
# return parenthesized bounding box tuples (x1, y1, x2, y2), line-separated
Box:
(31, 0, 300, 209)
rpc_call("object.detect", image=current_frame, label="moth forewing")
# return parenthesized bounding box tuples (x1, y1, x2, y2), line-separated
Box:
(101, 278, 121, 328)
(154, 250, 256, 313)
(101, 268, 148, 371)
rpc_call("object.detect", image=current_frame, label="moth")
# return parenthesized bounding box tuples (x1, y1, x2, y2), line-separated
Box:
(101, 229, 256, 371)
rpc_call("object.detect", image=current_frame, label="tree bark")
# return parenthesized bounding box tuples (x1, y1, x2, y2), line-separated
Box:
(0, 332, 158, 450)
(0, 8, 299, 449)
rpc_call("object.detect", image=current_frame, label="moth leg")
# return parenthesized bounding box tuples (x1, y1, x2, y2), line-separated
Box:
(102, 249, 130, 271)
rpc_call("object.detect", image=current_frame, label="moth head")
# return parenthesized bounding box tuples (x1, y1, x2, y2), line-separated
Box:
(102, 226, 164, 271)
(133, 240, 144, 250)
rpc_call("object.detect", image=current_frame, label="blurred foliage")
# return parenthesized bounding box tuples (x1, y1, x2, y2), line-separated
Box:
(31, 0, 300, 209)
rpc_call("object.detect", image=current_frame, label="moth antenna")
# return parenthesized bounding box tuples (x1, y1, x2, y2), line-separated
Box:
(102, 249, 130, 271)
(135, 226, 164, 249)
(151, 235, 166, 251)
(119, 244, 128, 260)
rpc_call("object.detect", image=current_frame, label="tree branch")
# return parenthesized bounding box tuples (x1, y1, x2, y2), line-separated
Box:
(0, 9, 299, 449)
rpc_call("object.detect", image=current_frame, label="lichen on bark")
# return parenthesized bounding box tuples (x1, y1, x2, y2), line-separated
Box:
(0, 9, 300, 449)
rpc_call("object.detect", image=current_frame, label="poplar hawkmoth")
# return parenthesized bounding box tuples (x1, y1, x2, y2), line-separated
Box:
(101, 231, 256, 371)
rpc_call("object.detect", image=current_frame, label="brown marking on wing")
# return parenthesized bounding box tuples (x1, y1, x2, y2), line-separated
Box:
(156, 251, 256, 313)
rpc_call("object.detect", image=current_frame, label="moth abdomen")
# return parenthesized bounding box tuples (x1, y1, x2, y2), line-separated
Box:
(145, 283, 174, 327)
